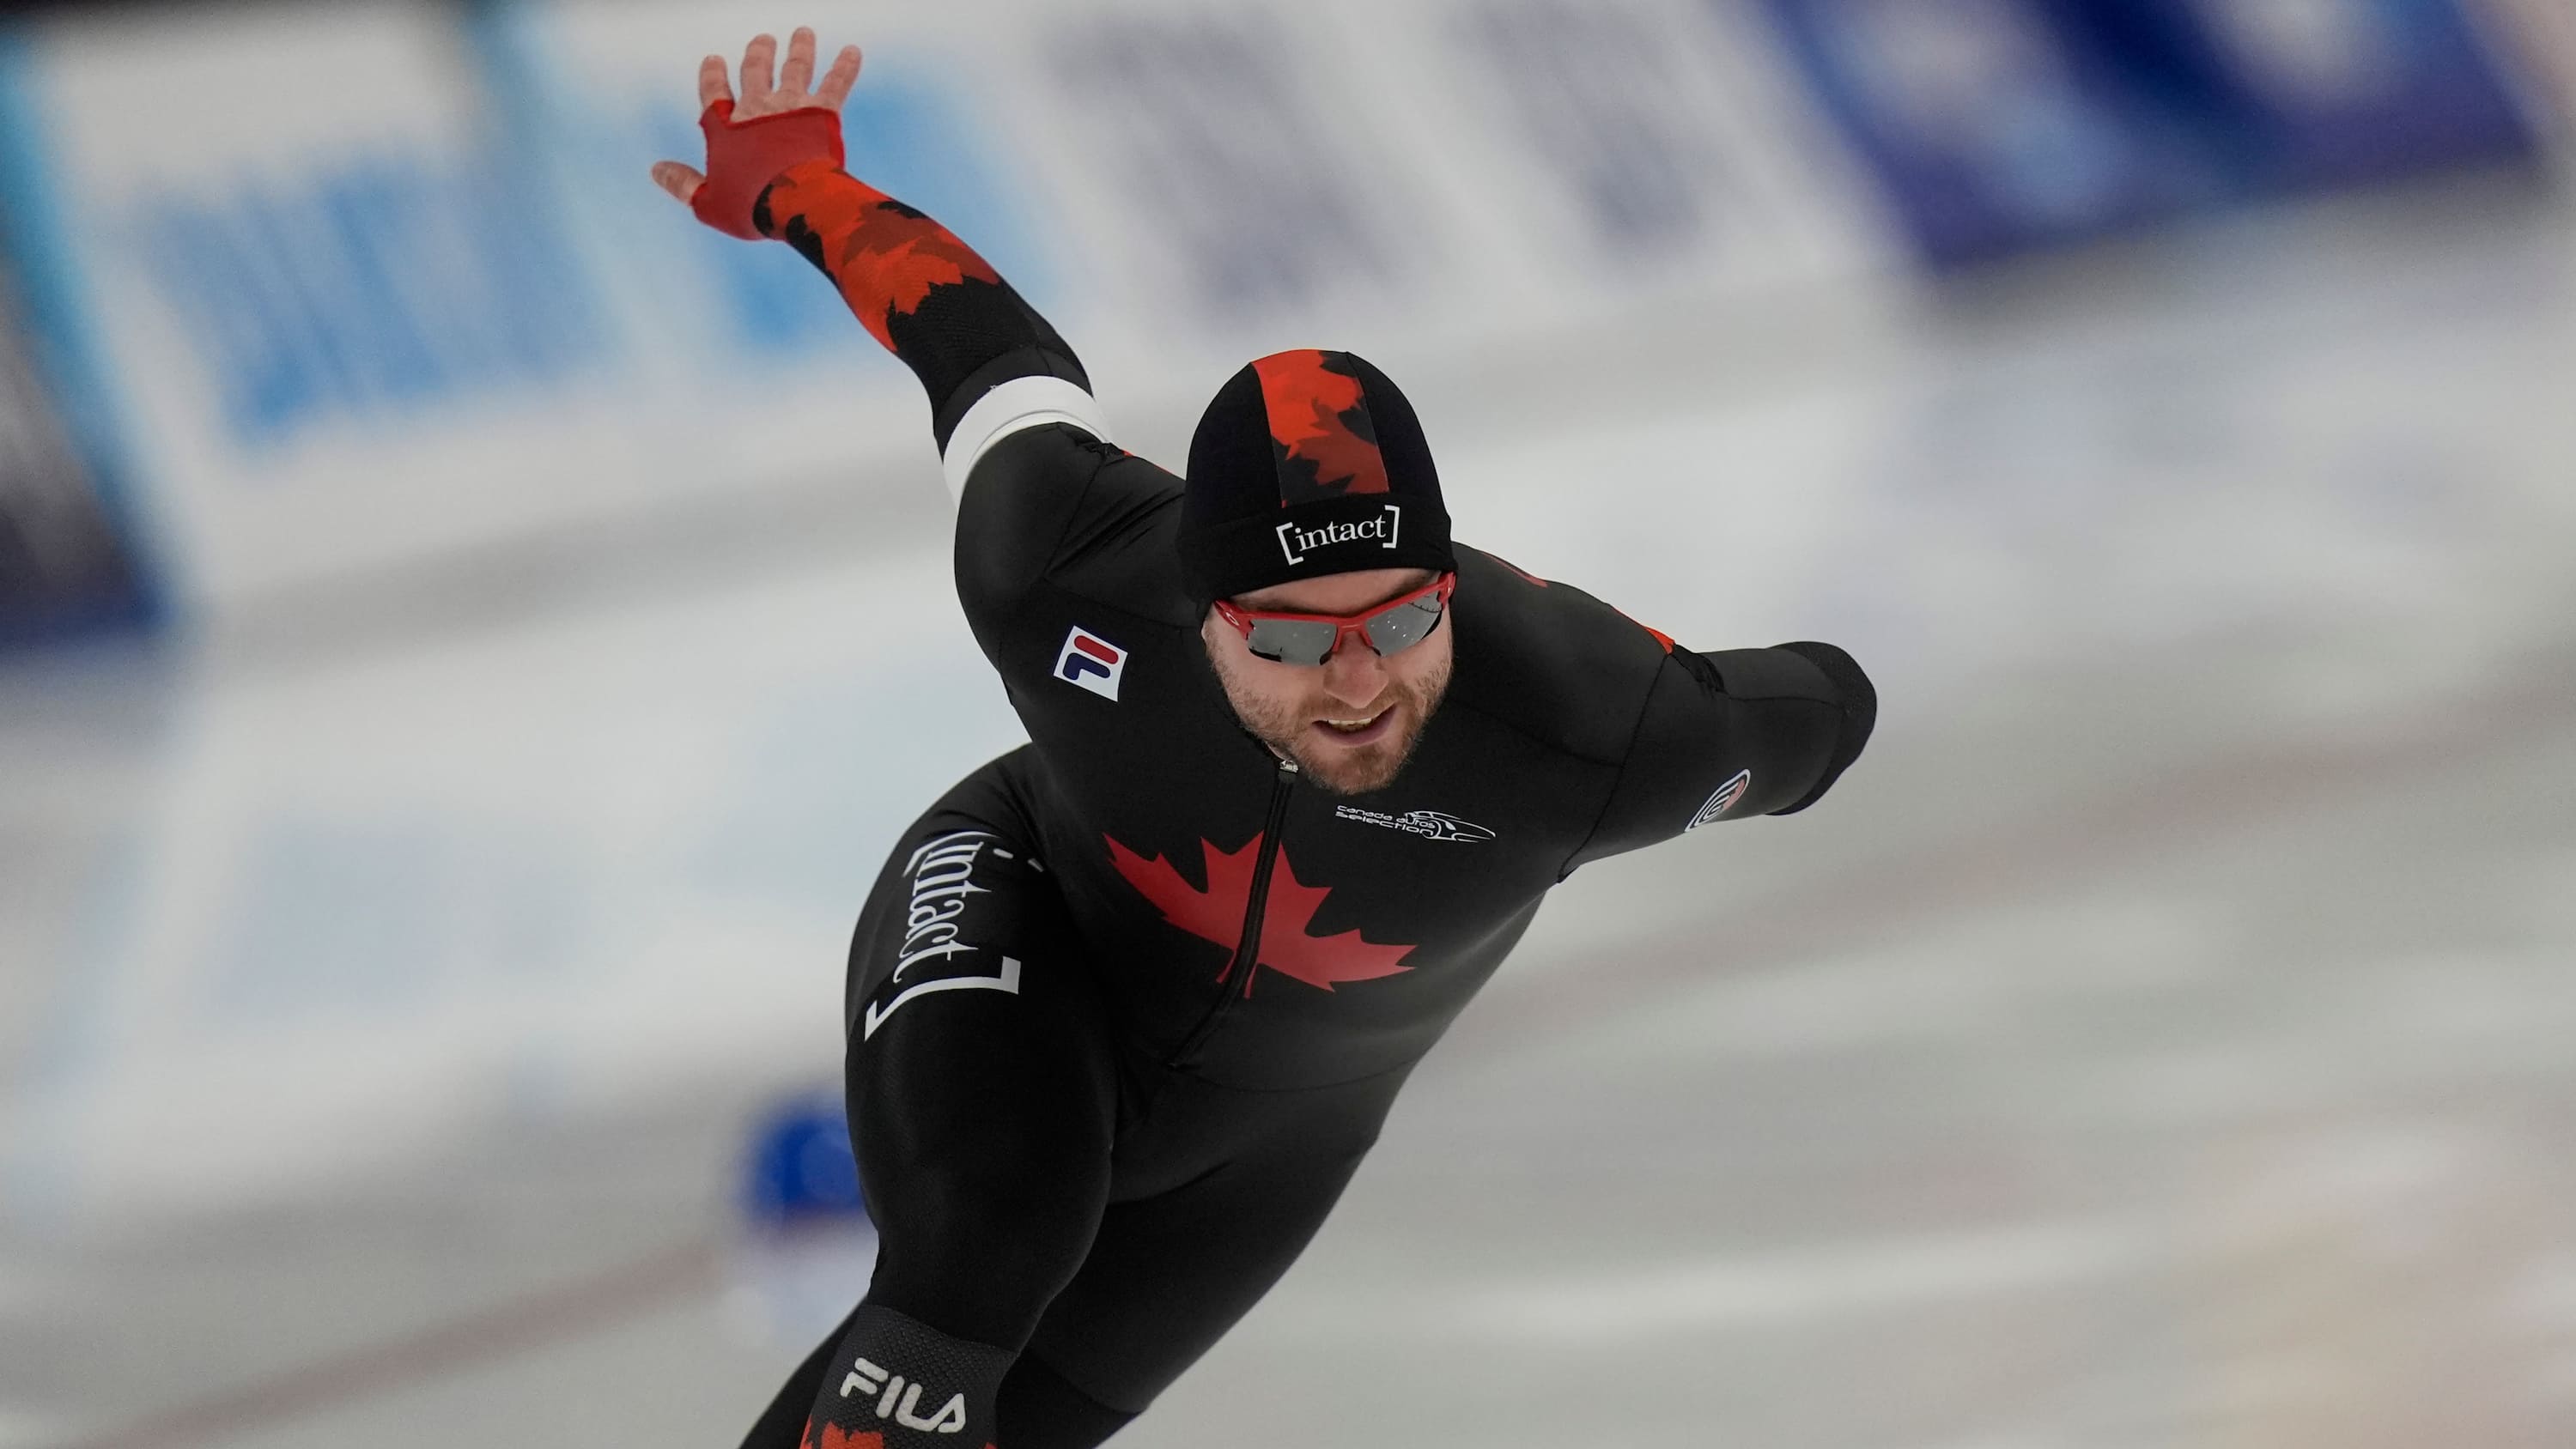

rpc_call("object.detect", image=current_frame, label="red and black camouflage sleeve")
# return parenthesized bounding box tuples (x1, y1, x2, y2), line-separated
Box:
(683, 99, 1109, 488)
(752, 158, 1093, 454)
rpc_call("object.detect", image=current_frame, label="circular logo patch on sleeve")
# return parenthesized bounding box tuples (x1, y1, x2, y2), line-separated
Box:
(1686, 769, 1753, 831)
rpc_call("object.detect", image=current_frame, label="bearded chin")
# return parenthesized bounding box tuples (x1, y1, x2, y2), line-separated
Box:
(1291, 730, 1410, 796)
(1255, 670, 1451, 798)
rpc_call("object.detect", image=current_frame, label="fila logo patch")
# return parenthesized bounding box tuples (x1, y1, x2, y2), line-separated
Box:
(841, 1356, 969, 1434)
(1276, 504, 1401, 566)
(1054, 627, 1127, 700)
(1686, 769, 1752, 830)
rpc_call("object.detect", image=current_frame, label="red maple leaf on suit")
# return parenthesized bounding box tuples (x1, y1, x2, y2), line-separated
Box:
(1106, 835, 1416, 996)
(800, 1421, 883, 1449)
(799, 1421, 991, 1449)
(1253, 349, 1391, 499)
(766, 160, 1003, 351)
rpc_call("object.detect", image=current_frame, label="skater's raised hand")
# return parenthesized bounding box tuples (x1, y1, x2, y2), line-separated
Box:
(651, 27, 864, 239)
(649, 21, 1081, 468)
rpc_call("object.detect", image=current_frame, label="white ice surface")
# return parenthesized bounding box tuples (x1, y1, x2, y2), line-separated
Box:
(4, 185, 2574, 1447)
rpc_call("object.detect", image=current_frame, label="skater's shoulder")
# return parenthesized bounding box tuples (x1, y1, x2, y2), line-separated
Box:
(959, 422, 1124, 510)
(963, 426, 1179, 522)
(1446, 547, 1674, 766)
(1042, 496, 1197, 632)
(957, 427, 1195, 628)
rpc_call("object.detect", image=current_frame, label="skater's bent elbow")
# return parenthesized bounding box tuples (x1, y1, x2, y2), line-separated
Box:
(1768, 641, 1874, 815)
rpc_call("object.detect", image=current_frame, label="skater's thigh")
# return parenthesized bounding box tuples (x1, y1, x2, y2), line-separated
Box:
(1017, 1066, 1411, 1412)
(844, 774, 1119, 1347)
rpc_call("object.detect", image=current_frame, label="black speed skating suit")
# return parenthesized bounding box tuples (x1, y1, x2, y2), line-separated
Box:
(727, 151, 1875, 1449)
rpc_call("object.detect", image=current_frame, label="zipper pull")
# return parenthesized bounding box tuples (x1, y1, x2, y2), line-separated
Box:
(1279, 758, 1299, 775)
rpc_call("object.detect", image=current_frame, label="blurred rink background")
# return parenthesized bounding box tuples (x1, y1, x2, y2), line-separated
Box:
(3, 0, 2575, 1444)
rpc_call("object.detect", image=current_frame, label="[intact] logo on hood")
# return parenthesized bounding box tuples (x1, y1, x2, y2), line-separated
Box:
(1276, 503, 1401, 566)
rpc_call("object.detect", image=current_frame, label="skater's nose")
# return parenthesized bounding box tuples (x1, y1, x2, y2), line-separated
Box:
(1318, 649, 1387, 708)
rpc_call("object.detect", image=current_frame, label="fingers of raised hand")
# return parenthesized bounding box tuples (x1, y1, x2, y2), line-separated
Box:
(779, 27, 816, 95)
(739, 32, 779, 106)
(696, 52, 731, 111)
(816, 44, 863, 110)
(708, 29, 857, 123)
(651, 160, 707, 204)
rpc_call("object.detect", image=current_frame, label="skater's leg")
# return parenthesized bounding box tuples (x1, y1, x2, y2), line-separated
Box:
(848, 824, 1116, 1346)
(995, 1064, 1415, 1443)
(744, 763, 1118, 1449)
(990, 1356, 1139, 1449)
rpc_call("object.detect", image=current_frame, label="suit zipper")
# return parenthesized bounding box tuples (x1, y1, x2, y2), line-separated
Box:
(1168, 755, 1298, 1067)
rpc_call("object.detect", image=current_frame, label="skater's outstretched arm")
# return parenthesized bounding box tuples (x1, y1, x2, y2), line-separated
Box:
(654, 28, 1107, 495)
(1567, 639, 1876, 870)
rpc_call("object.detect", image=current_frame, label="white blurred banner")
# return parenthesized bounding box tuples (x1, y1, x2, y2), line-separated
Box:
(0, 0, 1893, 626)
(495, 0, 1893, 381)
(2, 4, 659, 610)
(4, 0, 2543, 629)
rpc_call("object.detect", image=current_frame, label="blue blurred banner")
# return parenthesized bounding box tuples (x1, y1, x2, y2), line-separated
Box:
(125, 153, 599, 453)
(0, 39, 149, 647)
(0, 267, 149, 646)
(1761, 0, 2212, 264)
(1762, 0, 2540, 266)
(2056, 0, 2537, 189)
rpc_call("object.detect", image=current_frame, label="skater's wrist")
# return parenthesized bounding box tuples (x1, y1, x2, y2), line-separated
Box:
(689, 99, 848, 240)
(751, 158, 884, 244)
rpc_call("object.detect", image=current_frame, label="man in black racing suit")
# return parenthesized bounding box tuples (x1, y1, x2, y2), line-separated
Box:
(654, 29, 1875, 1449)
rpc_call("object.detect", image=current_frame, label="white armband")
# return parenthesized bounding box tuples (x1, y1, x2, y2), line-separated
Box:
(939, 375, 1115, 501)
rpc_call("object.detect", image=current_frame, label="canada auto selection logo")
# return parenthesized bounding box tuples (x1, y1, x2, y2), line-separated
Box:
(1333, 805, 1494, 843)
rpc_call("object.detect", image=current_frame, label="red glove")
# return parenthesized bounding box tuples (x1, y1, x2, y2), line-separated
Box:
(689, 99, 847, 240)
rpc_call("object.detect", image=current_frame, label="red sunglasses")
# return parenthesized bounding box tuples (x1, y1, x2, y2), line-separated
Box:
(1213, 573, 1457, 667)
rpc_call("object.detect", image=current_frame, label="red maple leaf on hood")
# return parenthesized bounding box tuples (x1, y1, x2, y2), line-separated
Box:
(765, 159, 1003, 352)
(1253, 349, 1391, 500)
(1106, 835, 1415, 996)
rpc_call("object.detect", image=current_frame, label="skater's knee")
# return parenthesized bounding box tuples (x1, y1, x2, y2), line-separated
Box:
(860, 1138, 1109, 1349)
(996, 1354, 1142, 1449)
(802, 1303, 1018, 1449)
(866, 1197, 1104, 1349)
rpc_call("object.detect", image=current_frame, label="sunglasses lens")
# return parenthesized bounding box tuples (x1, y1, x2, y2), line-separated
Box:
(1236, 579, 1449, 666)
(1363, 594, 1444, 655)
(1243, 619, 1340, 667)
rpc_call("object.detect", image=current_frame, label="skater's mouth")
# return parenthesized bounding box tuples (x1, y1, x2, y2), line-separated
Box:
(1309, 704, 1397, 748)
